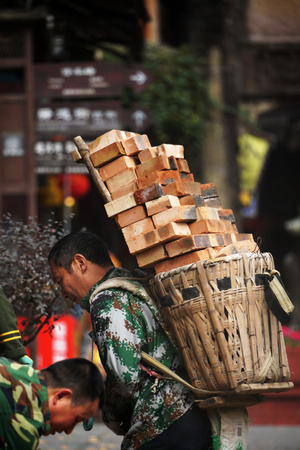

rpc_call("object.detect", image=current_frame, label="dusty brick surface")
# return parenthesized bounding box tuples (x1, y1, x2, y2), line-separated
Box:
(104, 193, 137, 217)
(138, 147, 158, 163)
(116, 205, 147, 228)
(164, 180, 202, 197)
(122, 134, 151, 156)
(157, 144, 184, 159)
(136, 154, 170, 178)
(90, 141, 126, 168)
(99, 156, 138, 181)
(111, 181, 138, 200)
(134, 183, 165, 205)
(106, 168, 137, 193)
(145, 195, 181, 216)
(122, 217, 155, 241)
(152, 205, 197, 228)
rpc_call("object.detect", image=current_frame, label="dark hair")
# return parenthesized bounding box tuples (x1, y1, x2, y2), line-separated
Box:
(48, 231, 113, 272)
(42, 357, 105, 408)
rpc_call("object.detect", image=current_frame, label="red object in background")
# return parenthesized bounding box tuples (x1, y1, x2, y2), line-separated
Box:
(58, 174, 91, 199)
(35, 315, 81, 369)
(249, 346, 300, 425)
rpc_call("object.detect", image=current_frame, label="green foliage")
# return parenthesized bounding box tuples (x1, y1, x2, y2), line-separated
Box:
(0, 214, 75, 345)
(140, 44, 209, 159)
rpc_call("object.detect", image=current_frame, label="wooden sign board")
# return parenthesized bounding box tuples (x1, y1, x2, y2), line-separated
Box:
(34, 61, 153, 98)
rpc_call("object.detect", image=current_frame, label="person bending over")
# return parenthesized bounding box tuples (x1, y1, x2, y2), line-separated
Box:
(0, 356, 104, 449)
(48, 230, 212, 450)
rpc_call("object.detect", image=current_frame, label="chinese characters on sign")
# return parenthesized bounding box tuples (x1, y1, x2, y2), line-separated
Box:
(2, 133, 24, 157)
(34, 62, 152, 174)
(34, 61, 153, 98)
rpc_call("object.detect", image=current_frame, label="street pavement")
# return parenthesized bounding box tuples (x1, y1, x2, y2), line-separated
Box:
(38, 421, 300, 450)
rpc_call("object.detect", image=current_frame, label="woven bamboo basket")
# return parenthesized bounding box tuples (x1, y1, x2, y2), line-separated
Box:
(148, 251, 293, 397)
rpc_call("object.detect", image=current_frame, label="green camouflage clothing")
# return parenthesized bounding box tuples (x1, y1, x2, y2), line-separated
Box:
(0, 287, 26, 361)
(81, 268, 199, 450)
(0, 357, 51, 449)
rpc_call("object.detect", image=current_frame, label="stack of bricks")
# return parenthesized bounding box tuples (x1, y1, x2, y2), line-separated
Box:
(78, 129, 256, 274)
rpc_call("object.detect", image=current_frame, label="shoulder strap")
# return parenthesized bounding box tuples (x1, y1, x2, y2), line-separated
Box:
(89, 276, 178, 349)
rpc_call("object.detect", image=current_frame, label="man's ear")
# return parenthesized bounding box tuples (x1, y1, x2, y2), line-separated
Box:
(73, 254, 87, 273)
(52, 388, 73, 405)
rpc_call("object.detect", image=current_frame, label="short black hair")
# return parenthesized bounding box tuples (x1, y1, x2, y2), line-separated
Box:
(48, 231, 113, 272)
(42, 357, 105, 408)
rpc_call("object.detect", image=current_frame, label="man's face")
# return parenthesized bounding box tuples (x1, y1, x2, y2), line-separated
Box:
(50, 260, 87, 304)
(47, 397, 99, 435)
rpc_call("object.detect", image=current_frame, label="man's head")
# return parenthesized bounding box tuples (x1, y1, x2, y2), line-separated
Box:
(42, 357, 104, 435)
(48, 231, 114, 303)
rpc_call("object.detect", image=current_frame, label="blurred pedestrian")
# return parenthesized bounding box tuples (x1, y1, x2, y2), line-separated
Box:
(0, 285, 32, 365)
(0, 356, 104, 449)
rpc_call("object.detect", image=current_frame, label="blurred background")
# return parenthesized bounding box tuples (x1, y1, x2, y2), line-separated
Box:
(1, 0, 300, 428)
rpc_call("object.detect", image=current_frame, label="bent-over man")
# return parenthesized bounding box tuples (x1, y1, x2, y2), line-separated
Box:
(0, 356, 104, 449)
(48, 230, 212, 450)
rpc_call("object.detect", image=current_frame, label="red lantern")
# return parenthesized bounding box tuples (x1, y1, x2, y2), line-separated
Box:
(58, 174, 91, 199)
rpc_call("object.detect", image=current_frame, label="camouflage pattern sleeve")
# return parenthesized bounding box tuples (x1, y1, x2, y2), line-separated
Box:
(90, 286, 195, 449)
(0, 287, 26, 361)
(0, 358, 50, 449)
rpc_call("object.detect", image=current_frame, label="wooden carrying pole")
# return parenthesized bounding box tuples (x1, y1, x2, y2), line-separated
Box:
(72, 135, 112, 204)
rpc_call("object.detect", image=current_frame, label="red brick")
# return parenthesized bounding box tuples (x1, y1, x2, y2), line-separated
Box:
(204, 196, 223, 208)
(165, 235, 211, 258)
(201, 183, 219, 198)
(116, 205, 147, 228)
(235, 233, 254, 242)
(138, 147, 158, 163)
(168, 156, 179, 170)
(111, 180, 138, 200)
(206, 233, 225, 247)
(126, 229, 160, 255)
(122, 134, 151, 156)
(122, 217, 154, 241)
(90, 141, 126, 168)
(106, 168, 137, 193)
(125, 222, 191, 255)
(179, 172, 194, 182)
(156, 222, 191, 242)
(136, 244, 168, 268)
(99, 156, 138, 181)
(104, 193, 137, 217)
(152, 205, 197, 228)
(154, 248, 217, 273)
(196, 206, 220, 221)
(215, 240, 257, 257)
(176, 159, 190, 173)
(136, 154, 170, 178)
(88, 129, 136, 153)
(218, 209, 236, 222)
(145, 195, 180, 216)
(179, 195, 205, 207)
(134, 183, 165, 205)
(157, 144, 184, 159)
(137, 170, 181, 188)
(189, 219, 224, 234)
(164, 180, 202, 197)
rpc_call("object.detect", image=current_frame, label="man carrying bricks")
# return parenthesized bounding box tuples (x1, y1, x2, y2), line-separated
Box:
(48, 230, 212, 450)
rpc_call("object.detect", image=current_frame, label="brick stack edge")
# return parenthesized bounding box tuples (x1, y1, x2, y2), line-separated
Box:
(80, 129, 256, 274)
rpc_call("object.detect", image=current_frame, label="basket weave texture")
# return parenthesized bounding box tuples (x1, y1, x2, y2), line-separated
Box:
(149, 252, 291, 393)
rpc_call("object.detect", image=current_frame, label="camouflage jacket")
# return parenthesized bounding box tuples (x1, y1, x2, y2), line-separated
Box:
(0, 357, 51, 449)
(81, 268, 197, 450)
(0, 287, 26, 361)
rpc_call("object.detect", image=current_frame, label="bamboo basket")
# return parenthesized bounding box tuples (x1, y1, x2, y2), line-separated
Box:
(148, 251, 293, 397)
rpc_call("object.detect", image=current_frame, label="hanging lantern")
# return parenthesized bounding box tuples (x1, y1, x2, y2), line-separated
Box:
(58, 174, 91, 199)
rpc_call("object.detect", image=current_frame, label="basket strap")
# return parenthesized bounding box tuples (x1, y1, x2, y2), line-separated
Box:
(140, 351, 225, 397)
